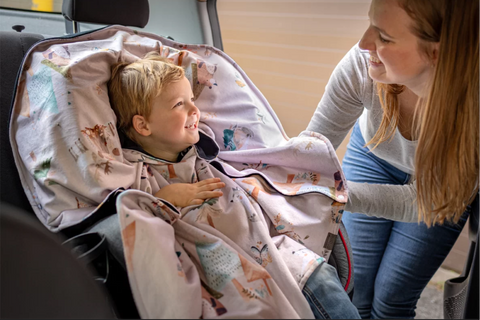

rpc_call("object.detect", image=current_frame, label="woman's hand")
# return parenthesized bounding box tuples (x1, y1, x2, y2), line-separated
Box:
(154, 177, 226, 208)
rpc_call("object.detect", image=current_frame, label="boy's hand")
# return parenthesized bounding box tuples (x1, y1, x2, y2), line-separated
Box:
(154, 178, 226, 208)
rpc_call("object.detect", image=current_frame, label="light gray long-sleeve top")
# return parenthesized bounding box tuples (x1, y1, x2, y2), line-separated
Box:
(306, 44, 419, 222)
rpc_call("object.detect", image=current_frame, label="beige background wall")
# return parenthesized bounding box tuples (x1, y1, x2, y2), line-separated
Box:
(217, 0, 469, 273)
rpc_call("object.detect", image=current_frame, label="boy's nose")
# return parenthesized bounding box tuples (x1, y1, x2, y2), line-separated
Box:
(189, 102, 199, 115)
(359, 26, 376, 51)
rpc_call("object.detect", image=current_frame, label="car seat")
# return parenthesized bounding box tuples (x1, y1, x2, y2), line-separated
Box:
(1, 0, 355, 317)
(0, 202, 115, 318)
(0, 2, 148, 318)
(0, 30, 43, 215)
(443, 193, 479, 319)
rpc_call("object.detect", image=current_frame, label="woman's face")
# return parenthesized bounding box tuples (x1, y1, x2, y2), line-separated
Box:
(359, 0, 437, 95)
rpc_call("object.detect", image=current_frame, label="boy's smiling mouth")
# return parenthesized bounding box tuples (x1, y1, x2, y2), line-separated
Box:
(185, 122, 198, 129)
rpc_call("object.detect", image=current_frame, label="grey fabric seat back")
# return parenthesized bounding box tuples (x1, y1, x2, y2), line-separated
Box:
(0, 31, 44, 215)
(0, 202, 115, 318)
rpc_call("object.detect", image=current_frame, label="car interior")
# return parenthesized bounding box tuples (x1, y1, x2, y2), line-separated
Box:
(0, 0, 477, 319)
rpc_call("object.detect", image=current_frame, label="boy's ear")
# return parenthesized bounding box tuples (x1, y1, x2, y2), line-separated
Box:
(132, 115, 151, 137)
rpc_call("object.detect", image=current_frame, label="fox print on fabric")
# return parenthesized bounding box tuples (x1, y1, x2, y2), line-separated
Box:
(196, 59, 218, 89)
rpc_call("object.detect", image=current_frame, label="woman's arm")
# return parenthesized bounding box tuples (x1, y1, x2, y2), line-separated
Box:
(308, 45, 420, 222)
(307, 44, 368, 149)
(345, 181, 419, 222)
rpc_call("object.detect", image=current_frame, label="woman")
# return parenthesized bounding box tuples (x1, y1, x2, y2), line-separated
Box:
(306, 0, 478, 318)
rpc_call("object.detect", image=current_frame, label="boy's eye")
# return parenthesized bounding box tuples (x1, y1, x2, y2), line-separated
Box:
(173, 101, 183, 108)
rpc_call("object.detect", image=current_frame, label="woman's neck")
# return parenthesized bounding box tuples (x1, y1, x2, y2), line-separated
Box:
(397, 88, 420, 141)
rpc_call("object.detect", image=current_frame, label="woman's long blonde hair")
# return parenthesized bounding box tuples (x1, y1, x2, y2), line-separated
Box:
(367, 0, 479, 226)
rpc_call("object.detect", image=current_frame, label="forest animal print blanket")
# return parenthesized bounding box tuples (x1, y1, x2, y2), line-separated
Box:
(10, 25, 347, 318)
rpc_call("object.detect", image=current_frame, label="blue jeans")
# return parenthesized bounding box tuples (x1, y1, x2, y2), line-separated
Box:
(342, 123, 469, 319)
(302, 260, 361, 319)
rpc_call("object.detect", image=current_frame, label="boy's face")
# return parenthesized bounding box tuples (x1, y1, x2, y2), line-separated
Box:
(143, 77, 200, 158)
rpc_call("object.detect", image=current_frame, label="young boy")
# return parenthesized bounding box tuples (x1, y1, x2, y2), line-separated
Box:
(108, 52, 225, 207)
(108, 52, 359, 319)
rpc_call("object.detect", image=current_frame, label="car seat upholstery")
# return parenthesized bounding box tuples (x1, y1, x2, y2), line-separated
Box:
(0, 2, 148, 318)
(443, 193, 479, 319)
(0, 202, 115, 318)
(0, 29, 140, 319)
(0, 31, 44, 215)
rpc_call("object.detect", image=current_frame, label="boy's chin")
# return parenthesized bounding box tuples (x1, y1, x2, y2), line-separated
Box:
(192, 132, 200, 144)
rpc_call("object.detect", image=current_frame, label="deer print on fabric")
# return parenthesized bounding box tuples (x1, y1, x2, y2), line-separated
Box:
(91, 152, 113, 179)
(81, 124, 112, 155)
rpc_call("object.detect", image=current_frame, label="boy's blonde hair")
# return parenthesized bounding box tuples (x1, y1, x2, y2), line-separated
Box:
(108, 51, 185, 141)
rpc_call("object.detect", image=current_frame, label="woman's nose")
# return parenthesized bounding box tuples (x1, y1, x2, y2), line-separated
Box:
(359, 26, 376, 51)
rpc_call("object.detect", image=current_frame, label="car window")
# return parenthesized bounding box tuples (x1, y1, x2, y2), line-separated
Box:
(1, 0, 62, 13)
(0, 0, 207, 44)
(0, 8, 104, 38)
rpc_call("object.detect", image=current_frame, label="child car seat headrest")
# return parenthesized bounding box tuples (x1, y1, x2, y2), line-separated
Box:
(62, 0, 149, 28)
